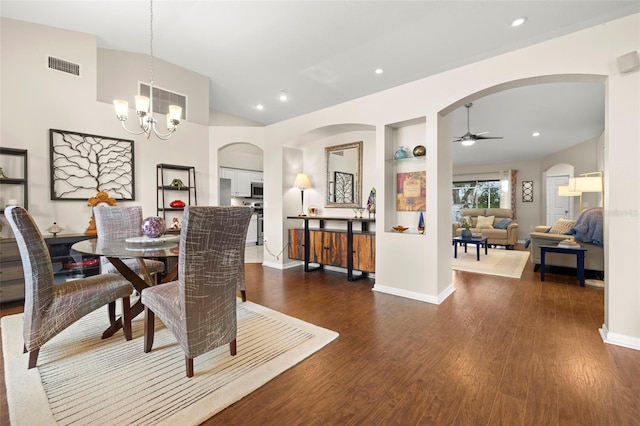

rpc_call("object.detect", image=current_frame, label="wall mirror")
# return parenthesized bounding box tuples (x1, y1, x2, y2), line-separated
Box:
(325, 141, 362, 208)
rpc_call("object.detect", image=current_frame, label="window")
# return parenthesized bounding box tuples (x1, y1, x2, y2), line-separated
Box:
(452, 180, 501, 221)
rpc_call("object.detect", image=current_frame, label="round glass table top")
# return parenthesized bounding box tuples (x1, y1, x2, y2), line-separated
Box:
(71, 238, 179, 259)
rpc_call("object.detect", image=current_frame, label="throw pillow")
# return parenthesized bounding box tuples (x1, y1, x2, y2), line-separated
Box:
(476, 215, 495, 229)
(495, 218, 512, 229)
(549, 218, 576, 234)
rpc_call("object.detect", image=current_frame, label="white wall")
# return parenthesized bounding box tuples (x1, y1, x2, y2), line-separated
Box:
(0, 18, 210, 237)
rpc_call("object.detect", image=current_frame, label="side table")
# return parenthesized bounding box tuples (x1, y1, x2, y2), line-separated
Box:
(539, 244, 588, 286)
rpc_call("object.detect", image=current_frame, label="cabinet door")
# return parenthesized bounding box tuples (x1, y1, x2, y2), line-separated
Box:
(220, 168, 238, 195)
(246, 216, 258, 245)
(353, 233, 376, 272)
(250, 171, 263, 183)
(236, 170, 252, 197)
(322, 231, 348, 268)
(288, 228, 304, 260)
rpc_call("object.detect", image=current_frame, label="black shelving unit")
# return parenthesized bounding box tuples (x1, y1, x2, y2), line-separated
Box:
(156, 163, 197, 228)
(0, 147, 28, 213)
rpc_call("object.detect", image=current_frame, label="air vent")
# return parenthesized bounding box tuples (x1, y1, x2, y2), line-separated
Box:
(140, 83, 187, 120)
(46, 55, 81, 76)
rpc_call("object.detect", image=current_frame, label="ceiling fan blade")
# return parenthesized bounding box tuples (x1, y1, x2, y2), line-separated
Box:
(475, 131, 490, 136)
(475, 135, 503, 140)
(453, 138, 463, 142)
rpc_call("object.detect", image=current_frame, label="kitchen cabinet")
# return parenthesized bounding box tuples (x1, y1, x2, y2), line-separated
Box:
(246, 214, 258, 245)
(220, 167, 261, 197)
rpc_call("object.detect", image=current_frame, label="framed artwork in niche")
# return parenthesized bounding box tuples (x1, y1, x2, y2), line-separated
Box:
(333, 171, 354, 203)
(396, 171, 426, 211)
(522, 181, 533, 202)
(50, 129, 135, 201)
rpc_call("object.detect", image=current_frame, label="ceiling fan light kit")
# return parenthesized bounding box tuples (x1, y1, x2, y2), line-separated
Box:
(453, 102, 503, 146)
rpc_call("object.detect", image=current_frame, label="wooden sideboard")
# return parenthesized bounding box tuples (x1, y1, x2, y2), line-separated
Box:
(287, 216, 375, 281)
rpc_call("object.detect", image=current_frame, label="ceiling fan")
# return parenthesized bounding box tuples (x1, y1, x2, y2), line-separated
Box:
(453, 102, 503, 146)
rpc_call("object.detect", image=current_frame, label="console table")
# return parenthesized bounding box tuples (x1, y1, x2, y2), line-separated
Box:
(287, 216, 375, 281)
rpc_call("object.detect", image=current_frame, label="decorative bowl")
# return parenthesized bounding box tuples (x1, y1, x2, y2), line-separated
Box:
(392, 225, 409, 233)
(169, 199, 186, 208)
(141, 216, 165, 238)
(413, 145, 426, 157)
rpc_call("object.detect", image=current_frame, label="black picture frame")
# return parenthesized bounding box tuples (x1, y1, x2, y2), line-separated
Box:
(522, 181, 533, 202)
(50, 129, 135, 201)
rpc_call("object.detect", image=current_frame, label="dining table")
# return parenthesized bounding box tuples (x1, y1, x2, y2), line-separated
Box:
(71, 236, 179, 338)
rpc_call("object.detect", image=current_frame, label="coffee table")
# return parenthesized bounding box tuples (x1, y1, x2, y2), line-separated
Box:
(453, 236, 488, 261)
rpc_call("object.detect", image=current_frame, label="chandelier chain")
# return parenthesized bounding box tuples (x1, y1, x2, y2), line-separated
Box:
(149, 0, 154, 89)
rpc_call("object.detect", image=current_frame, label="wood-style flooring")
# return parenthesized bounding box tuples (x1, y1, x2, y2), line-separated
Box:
(2, 245, 639, 425)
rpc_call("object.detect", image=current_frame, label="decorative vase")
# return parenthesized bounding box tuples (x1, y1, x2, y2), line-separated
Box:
(394, 146, 408, 159)
(142, 216, 165, 238)
(417, 209, 425, 234)
(461, 229, 472, 238)
(413, 145, 426, 157)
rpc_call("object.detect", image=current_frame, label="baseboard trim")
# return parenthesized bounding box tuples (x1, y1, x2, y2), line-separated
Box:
(262, 260, 302, 270)
(599, 323, 640, 351)
(373, 283, 455, 305)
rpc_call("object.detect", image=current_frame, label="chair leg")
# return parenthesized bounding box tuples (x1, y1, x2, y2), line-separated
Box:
(108, 301, 116, 323)
(241, 290, 246, 302)
(144, 306, 155, 353)
(121, 296, 132, 341)
(185, 356, 194, 378)
(230, 338, 237, 356)
(27, 348, 40, 369)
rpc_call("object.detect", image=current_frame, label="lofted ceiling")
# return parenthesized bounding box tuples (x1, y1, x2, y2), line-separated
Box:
(1, 1, 636, 165)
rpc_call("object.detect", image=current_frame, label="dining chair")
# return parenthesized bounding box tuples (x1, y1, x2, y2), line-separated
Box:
(93, 206, 165, 282)
(5, 206, 133, 369)
(142, 206, 252, 377)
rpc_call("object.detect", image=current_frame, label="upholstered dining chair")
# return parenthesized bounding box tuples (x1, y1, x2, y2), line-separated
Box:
(5, 206, 133, 369)
(142, 206, 252, 378)
(93, 206, 165, 281)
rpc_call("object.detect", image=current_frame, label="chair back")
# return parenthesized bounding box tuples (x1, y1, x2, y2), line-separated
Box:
(178, 206, 252, 349)
(4, 206, 55, 331)
(94, 206, 144, 270)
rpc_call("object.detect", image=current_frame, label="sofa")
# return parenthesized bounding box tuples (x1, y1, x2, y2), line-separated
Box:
(529, 208, 604, 273)
(453, 208, 518, 249)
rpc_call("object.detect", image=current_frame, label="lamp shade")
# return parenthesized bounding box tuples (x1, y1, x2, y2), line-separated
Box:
(558, 185, 581, 196)
(293, 173, 311, 189)
(569, 176, 602, 193)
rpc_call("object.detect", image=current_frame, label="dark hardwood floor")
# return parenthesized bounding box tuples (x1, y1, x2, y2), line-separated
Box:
(2, 246, 639, 425)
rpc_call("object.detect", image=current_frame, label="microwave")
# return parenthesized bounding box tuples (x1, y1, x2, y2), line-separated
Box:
(251, 182, 263, 198)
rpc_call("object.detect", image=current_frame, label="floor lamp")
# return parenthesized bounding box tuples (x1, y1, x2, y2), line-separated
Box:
(568, 171, 604, 211)
(558, 185, 582, 213)
(293, 173, 311, 216)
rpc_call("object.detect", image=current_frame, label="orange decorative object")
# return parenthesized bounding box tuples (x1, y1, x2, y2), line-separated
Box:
(170, 199, 186, 208)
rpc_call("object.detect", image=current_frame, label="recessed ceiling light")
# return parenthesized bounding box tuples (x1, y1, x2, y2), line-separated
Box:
(279, 91, 288, 102)
(532, 131, 540, 137)
(256, 104, 264, 110)
(511, 17, 527, 27)
(375, 68, 384, 74)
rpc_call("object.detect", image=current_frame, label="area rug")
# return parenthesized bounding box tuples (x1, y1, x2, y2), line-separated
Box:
(452, 246, 530, 278)
(2, 300, 338, 425)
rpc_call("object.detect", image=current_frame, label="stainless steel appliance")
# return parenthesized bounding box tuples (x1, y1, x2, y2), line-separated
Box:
(251, 202, 264, 245)
(251, 182, 263, 198)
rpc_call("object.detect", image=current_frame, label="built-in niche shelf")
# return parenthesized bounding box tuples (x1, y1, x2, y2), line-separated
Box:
(384, 117, 426, 234)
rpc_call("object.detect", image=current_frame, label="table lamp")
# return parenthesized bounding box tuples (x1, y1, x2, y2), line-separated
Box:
(293, 173, 312, 216)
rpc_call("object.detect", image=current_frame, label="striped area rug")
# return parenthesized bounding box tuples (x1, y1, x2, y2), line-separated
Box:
(2, 300, 338, 425)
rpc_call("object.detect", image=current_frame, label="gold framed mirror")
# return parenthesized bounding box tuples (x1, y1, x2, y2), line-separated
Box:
(325, 141, 362, 208)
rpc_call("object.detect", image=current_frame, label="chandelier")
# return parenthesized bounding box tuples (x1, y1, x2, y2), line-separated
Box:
(113, 0, 181, 140)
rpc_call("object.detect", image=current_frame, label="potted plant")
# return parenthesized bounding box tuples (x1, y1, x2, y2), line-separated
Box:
(461, 221, 472, 238)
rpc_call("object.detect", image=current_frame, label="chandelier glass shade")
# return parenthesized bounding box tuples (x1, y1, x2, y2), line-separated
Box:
(113, 0, 181, 140)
